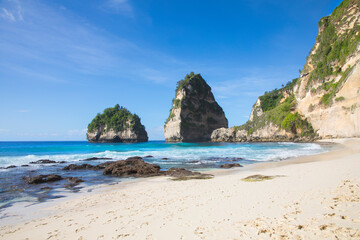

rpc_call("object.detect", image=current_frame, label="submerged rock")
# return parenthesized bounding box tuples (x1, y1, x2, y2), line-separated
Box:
(220, 163, 243, 168)
(65, 177, 84, 183)
(81, 157, 112, 161)
(62, 164, 98, 171)
(164, 72, 228, 142)
(87, 104, 148, 143)
(30, 159, 57, 164)
(6, 165, 17, 169)
(24, 175, 63, 184)
(103, 157, 161, 177)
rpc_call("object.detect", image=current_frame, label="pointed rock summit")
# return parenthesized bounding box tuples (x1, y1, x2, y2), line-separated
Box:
(164, 72, 228, 142)
(87, 104, 148, 143)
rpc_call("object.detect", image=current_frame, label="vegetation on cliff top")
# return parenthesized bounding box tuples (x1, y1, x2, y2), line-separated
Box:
(306, 0, 359, 87)
(234, 81, 315, 138)
(88, 104, 145, 133)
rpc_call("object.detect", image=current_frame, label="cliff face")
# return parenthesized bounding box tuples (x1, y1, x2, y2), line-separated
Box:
(164, 73, 228, 142)
(87, 105, 148, 143)
(294, 0, 360, 138)
(212, 0, 360, 142)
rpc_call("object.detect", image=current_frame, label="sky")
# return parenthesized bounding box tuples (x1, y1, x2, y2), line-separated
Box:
(0, 0, 343, 141)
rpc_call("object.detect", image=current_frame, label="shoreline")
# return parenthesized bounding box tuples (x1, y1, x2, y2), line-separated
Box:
(0, 138, 359, 239)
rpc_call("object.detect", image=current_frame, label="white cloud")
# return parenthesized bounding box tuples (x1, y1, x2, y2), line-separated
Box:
(104, 0, 134, 17)
(0, 0, 22, 22)
(67, 129, 87, 137)
(138, 68, 169, 84)
(1, 8, 15, 21)
(0, 0, 182, 85)
(147, 126, 164, 140)
(15, 109, 30, 113)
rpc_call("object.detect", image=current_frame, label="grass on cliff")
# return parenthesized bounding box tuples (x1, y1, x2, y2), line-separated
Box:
(306, 0, 360, 88)
(88, 104, 145, 133)
(234, 94, 315, 137)
(259, 78, 298, 112)
(319, 65, 354, 106)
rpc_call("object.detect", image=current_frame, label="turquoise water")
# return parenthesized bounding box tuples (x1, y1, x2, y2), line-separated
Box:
(0, 141, 329, 169)
(0, 141, 330, 209)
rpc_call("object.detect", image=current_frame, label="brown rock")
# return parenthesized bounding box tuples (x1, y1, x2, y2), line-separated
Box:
(103, 157, 161, 177)
(62, 164, 98, 171)
(24, 175, 63, 184)
(220, 163, 242, 168)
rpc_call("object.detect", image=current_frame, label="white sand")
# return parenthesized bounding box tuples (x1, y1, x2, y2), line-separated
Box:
(0, 139, 359, 240)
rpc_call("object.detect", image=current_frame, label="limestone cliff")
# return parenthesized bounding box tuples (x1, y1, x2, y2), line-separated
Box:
(164, 72, 228, 142)
(212, 0, 360, 142)
(294, 0, 360, 138)
(87, 104, 148, 143)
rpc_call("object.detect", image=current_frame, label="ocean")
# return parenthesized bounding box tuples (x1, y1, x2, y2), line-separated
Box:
(0, 141, 330, 209)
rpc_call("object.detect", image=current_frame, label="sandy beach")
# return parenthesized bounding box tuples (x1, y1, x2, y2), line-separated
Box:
(0, 139, 359, 240)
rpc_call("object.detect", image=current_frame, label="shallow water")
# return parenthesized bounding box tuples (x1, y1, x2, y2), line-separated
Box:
(0, 141, 331, 210)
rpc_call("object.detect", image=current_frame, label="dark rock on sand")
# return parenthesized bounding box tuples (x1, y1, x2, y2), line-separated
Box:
(165, 168, 201, 177)
(103, 157, 161, 177)
(81, 157, 112, 161)
(24, 175, 63, 184)
(220, 163, 243, 168)
(30, 159, 57, 164)
(21, 165, 30, 167)
(165, 168, 213, 181)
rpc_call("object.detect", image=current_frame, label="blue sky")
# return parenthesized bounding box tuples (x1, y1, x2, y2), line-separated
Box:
(0, 0, 343, 141)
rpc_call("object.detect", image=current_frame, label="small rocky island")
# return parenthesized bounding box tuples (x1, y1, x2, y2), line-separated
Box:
(164, 72, 228, 142)
(87, 104, 148, 143)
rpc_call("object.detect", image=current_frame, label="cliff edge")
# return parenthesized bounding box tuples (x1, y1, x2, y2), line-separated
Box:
(212, 0, 360, 142)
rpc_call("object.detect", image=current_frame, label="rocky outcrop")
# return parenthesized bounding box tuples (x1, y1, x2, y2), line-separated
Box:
(24, 175, 63, 184)
(103, 157, 161, 177)
(212, 0, 360, 142)
(164, 73, 228, 142)
(87, 104, 148, 143)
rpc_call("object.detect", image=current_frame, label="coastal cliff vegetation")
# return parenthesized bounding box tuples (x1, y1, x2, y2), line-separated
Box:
(234, 79, 315, 138)
(88, 104, 145, 134)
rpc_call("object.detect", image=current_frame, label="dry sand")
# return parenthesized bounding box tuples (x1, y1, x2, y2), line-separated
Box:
(0, 139, 359, 240)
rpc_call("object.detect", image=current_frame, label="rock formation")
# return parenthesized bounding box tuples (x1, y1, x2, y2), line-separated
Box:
(212, 0, 360, 142)
(87, 104, 148, 143)
(164, 72, 228, 142)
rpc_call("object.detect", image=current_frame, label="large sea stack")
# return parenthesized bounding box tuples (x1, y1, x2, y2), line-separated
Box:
(164, 72, 228, 142)
(211, 0, 360, 142)
(87, 104, 148, 143)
